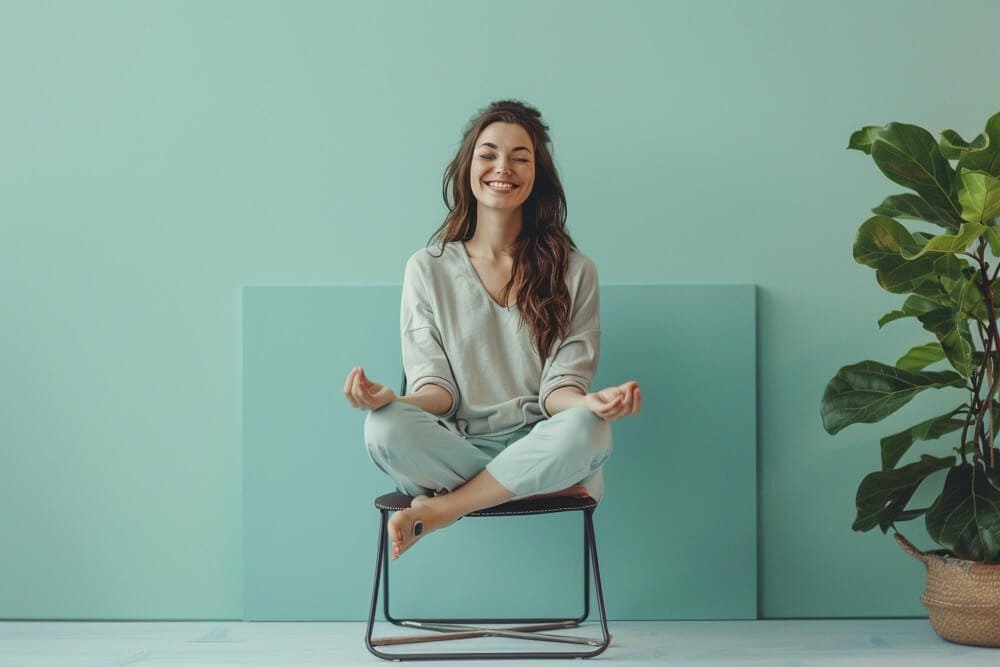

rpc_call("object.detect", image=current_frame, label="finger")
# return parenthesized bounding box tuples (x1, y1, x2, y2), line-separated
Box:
(605, 401, 628, 420)
(616, 382, 639, 417)
(632, 386, 642, 415)
(359, 369, 379, 398)
(351, 372, 371, 408)
(597, 394, 623, 414)
(343, 367, 358, 397)
(611, 388, 633, 418)
(618, 389, 634, 415)
(598, 398, 625, 420)
(602, 388, 623, 403)
(344, 369, 364, 408)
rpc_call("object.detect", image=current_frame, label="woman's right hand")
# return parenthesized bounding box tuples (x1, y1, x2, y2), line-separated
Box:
(344, 367, 396, 411)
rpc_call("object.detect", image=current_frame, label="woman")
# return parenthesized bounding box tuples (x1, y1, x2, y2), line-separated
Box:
(344, 100, 641, 560)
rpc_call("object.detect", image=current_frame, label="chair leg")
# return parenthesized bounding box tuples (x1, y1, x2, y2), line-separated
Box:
(364, 510, 391, 660)
(578, 510, 592, 624)
(365, 508, 612, 660)
(584, 509, 612, 656)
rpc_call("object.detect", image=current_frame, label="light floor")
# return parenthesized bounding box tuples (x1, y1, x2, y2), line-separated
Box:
(1, 620, 997, 666)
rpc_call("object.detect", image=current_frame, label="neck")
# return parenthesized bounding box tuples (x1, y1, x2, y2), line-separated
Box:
(467, 205, 522, 259)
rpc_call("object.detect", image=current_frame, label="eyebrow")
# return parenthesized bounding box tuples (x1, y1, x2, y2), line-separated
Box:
(478, 142, 532, 153)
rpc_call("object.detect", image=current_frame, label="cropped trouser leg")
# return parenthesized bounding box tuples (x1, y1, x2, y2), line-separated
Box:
(364, 402, 613, 501)
(363, 401, 496, 497)
(485, 405, 613, 500)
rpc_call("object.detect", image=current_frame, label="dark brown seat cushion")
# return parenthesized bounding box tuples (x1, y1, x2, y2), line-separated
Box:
(374, 489, 598, 516)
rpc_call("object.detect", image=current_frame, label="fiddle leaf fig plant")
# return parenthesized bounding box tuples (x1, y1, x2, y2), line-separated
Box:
(821, 112, 1000, 563)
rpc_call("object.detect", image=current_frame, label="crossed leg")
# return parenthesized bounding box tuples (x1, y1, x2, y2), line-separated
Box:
(366, 403, 612, 559)
(386, 470, 513, 559)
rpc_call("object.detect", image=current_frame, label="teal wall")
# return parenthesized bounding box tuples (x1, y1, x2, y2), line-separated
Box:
(2, 0, 999, 619)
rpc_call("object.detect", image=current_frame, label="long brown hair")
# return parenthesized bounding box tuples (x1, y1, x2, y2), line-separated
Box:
(431, 100, 576, 356)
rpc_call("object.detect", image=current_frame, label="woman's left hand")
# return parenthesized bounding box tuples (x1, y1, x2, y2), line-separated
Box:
(584, 380, 641, 421)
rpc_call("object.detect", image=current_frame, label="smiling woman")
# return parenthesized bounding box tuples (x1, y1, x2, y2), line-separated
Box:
(342, 100, 641, 560)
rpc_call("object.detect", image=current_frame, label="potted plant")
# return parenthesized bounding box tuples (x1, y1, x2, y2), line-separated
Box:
(821, 111, 1000, 647)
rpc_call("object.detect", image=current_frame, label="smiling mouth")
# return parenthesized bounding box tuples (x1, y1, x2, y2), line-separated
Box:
(485, 181, 518, 192)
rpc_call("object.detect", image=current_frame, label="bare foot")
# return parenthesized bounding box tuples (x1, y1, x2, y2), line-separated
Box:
(386, 495, 458, 560)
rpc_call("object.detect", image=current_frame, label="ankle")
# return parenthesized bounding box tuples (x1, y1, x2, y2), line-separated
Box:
(422, 495, 468, 524)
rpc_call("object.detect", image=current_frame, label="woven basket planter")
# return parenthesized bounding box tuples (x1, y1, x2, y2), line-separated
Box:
(896, 533, 1000, 647)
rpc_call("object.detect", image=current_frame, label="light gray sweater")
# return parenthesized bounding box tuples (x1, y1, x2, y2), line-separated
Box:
(401, 241, 600, 436)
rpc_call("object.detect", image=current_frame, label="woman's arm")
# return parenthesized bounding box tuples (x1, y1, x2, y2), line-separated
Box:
(544, 386, 587, 415)
(397, 382, 453, 416)
(538, 256, 601, 415)
(400, 253, 461, 419)
(344, 368, 453, 416)
(545, 382, 641, 421)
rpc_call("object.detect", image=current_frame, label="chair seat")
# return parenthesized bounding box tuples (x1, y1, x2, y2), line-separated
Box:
(374, 490, 597, 516)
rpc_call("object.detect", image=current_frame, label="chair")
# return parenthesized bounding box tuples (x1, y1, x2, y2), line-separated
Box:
(364, 490, 611, 660)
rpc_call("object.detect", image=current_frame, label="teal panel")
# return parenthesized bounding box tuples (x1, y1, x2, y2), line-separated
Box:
(242, 284, 756, 620)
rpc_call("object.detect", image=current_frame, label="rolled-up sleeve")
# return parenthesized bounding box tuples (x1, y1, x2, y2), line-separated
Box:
(538, 256, 601, 417)
(400, 255, 459, 418)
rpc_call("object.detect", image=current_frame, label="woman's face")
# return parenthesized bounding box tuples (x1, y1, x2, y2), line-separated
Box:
(469, 122, 536, 213)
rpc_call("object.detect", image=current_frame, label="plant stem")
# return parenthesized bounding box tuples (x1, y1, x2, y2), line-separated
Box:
(976, 243, 1000, 471)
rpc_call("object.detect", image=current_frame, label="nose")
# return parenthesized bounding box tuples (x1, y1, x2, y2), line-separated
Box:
(494, 155, 512, 175)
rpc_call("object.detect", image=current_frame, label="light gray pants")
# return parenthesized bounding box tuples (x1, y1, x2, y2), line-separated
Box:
(364, 401, 613, 501)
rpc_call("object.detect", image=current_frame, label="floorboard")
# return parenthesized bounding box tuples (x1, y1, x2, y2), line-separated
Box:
(1, 620, 997, 666)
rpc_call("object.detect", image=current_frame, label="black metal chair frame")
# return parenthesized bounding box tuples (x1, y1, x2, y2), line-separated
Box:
(364, 491, 611, 661)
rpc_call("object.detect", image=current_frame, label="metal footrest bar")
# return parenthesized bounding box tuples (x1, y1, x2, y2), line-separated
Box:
(371, 621, 598, 647)
(393, 621, 600, 645)
(401, 620, 578, 632)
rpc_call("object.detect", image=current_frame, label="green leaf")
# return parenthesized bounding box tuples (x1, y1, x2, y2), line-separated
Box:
(877, 310, 906, 327)
(917, 308, 974, 377)
(878, 295, 943, 328)
(942, 267, 989, 322)
(986, 227, 1000, 256)
(989, 462, 1000, 494)
(925, 463, 1000, 561)
(821, 361, 966, 435)
(893, 508, 930, 523)
(958, 169, 1000, 224)
(880, 408, 964, 470)
(873, 193, 961, 230)
(895, 342, 946, 372)
(950, 112, 1000, 177)
(940, 128, 988, 160)
(854, 454, 955, 533)
(899, 222, 985, 259)
(848, 126, 882, 154)
(863, 123, 960, 219)
(854, 216, 965, 294)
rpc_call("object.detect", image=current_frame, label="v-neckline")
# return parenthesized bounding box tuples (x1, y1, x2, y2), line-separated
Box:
(459, 242, 516, 311)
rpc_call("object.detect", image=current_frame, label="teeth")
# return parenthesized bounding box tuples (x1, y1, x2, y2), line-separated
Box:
(488, 182, 515, 190)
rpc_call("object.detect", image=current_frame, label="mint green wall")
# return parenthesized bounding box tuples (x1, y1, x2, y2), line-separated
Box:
(2, 0, 998, 619)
